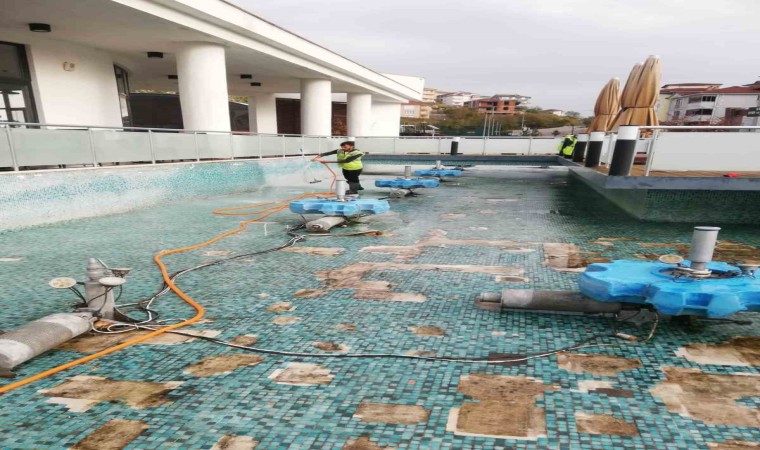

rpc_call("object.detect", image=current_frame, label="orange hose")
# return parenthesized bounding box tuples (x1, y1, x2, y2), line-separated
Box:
(0, 188, 332, 395)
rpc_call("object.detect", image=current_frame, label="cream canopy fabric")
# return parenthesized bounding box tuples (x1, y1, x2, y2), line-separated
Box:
(587, 77, 621, 132)
(610, 56, 661, 130)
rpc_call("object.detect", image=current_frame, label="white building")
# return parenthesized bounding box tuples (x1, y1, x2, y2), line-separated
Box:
(0, 0, 422, 136)
(437, 92, 482, 107)
(666, 82, 760, 125)
(657, 83, 721, 123)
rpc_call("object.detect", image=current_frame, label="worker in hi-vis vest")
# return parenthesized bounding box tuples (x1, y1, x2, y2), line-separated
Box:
(319, 141, 365, 194)
(557, 134, 578, 158)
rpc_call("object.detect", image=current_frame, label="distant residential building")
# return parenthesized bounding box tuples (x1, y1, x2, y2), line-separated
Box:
(544, 109, 565, 116)
(422, 88, 438, 103)
(666, 81, 760, 125)
(658, 83, 721, 122)
(464, 94, 531, 114)
(437, 91, 482, 107)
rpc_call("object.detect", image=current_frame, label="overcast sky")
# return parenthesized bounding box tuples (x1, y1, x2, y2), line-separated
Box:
(238, 0, 760, 116)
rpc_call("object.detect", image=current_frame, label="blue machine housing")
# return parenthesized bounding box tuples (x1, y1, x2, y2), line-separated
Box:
(579, 260, 760, 318)
(289, 198, 390, 216)
(413, 169, 462, 177)
(374, 178, 440, 189)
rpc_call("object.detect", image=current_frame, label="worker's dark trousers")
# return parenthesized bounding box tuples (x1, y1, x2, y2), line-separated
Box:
(342, 168, 364, 192)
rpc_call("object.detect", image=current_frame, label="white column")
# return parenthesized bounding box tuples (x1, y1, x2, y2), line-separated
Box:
(347, 93, 372, 137)
(176, 42, 230, 132)
(248, 93, 278, 134)
(300, 79, 332, 136)
(370, 101, 402, 137)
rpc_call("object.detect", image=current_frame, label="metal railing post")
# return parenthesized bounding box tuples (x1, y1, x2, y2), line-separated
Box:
(643, 129, 660, 176)
(194, 132, 200, 162)
(482, 137, 487, 155)
(88, 128, 97, 166)
(527, 136, 533, 155)
(229, 132, 235, 160)
(281, 135, 286, 157)
(5, 126, 19, 171)
(258, 134, 263, 159)
(148, 129, 156, 164)
(392, 138, 397, 155)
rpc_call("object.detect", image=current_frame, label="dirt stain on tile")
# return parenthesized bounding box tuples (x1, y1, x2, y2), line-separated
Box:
(494, 275, 530, 282)
(354, 402, 430, 424)
(272, 316, 300, 325)
(543, 243, 611, 272)
(41, 375, 182, 412)
(440, 213, 466, 219)
(410, 326, 445, 337)
(211, 435, 258, 450)
(58, 329, 222, 353)
(315, 261, 522, 302)
(204, 250, 234, 256)
(405, 350, 436, 357)
(266, 302, 295, 313)
(268, 363, 334, 386)
(649, 367, 760, 426)
(447, 374, 558, 440)
(707, 441, 760, 450)
(185, 354, 264, 377)
(71, 419, 148, 450)
(229, 334, 259, 346)
(557, 353, 642, 376)
(675, 337, 760, 366)
(336, 323, 357, 332)
(640, 240, 760, 264)
(343, 436, 396, 450)
(294, 289, 327, 298)
(281, 247, 345, 256)
(575, 413, 639, 436)
(313, 341, 348, 352)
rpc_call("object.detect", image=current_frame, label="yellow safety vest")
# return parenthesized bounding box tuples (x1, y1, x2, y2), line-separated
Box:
(558, 136, 577, 156)
(337, 149, 364, 170)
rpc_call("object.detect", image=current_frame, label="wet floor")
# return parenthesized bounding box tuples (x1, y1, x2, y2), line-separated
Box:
(0, 166, 758, 449)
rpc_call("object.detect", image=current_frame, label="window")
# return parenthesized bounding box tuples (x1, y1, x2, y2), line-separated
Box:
(114, 65, 132, 127)
(701, 95, 716, 102)
(685, 109, 712, 116)
(0, 41, 37, 124)
(687, 96, 701, 104)
(672, 111, 681, 120)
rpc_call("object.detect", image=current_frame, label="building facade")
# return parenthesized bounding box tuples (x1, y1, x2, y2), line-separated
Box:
(464, 94, 530, 114)
(657, 83, 721, 122)
(437, 92, 482, 107)
(665, 82, 760, 125)
(0, 0, 422, 137)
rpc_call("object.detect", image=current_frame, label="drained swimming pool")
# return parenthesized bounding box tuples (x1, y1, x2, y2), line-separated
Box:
(0, 163, 758, 449)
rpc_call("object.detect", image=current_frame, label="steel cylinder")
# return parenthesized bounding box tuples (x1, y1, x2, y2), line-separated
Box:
(334, 179, 348, 201)
(689, 226, 721, 270)
(305, 216, 346, 232)
(0, 312, 94, 373)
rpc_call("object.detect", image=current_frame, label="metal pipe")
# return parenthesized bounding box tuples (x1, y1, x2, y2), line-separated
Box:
(643, 129, 660, 176)
(334, 179, 348, 201)
(0, 312, 95, 376)
(305, 216, 346, 232)
(5, 126, 18, 171)
(689, 226, 721, 271)
(478, 289, 623, 314)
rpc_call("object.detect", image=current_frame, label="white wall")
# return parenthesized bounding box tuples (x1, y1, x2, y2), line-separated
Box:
(24, 38, 123, 127)
(370, 101, 402, 136)
(381, 73, 424, 100)
(650, 132, 760, 171)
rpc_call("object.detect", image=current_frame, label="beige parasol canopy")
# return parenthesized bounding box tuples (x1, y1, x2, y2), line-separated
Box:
(610, 56, 661, 130)
(587, 77, 621, 132)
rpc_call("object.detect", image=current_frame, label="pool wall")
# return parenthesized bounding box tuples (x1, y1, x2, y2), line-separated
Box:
(0, 158, 320, 232)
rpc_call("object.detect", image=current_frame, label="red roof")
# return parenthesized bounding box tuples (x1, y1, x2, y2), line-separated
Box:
(709, 85, 760, 94)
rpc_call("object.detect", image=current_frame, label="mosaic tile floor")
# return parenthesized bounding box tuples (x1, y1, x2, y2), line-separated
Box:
(0, 166, 758, 449)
